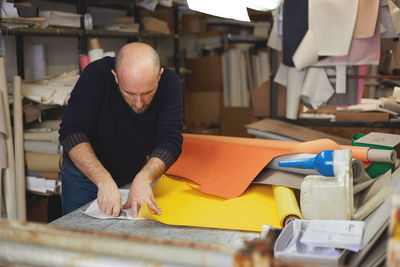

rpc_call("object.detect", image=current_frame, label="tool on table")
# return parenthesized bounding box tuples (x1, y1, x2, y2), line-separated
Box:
(278, 150, 344, 177)
(118, 209, 127, 218)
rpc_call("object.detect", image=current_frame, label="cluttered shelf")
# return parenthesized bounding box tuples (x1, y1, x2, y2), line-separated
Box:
(0, 26, 80, 37)
(0, 26, 173, 39)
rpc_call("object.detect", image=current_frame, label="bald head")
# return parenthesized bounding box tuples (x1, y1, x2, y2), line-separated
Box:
(111, 42, 163, 114)
(115, 42, 160, 77)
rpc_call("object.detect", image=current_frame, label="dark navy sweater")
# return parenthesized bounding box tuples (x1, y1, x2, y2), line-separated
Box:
(59, 57, 183, 187)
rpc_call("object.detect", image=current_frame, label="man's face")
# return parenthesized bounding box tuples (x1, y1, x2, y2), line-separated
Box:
(112, 68, 163, 114)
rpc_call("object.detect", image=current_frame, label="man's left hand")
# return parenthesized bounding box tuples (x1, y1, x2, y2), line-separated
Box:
(123, 176, 161, 217)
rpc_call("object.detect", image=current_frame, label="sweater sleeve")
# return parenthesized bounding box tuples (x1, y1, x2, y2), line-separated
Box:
(150, 70, 183, 170)
(59, 60, 107, 153)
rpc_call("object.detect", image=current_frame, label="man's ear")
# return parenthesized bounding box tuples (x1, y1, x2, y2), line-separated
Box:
(157, 68, 164, 81)
(111, 69, 119, 84)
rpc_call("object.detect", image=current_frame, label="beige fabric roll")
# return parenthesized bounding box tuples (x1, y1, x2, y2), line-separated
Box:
(24, 130, 59, 142)
(13, 76, 26, 221)
(0, 57, 17, 220)
(30, 119, 61, 131)
(24, 141, 59, 154)
(25, 152, 62, 172)
(0, 93, 7, 169)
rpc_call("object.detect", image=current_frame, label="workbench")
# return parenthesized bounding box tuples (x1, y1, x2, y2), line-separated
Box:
(50, 202, 259, 249)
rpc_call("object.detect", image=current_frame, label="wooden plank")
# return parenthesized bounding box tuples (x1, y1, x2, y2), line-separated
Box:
(245, 118, 351, 145)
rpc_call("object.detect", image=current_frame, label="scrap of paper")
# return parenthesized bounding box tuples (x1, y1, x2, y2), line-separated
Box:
(84, 189, 143, 220)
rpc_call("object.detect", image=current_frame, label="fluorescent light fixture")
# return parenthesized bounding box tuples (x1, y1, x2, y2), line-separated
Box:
(187, 0, 282, 22)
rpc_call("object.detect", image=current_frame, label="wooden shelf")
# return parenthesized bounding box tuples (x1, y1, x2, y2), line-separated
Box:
(1, 27, 80, 37)
(1, 27, 173, 39)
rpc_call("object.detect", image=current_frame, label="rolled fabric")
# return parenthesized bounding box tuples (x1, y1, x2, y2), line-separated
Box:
(24, 130, 59, 143)
(273, 185, 302, 226)
(88, 48, 104, 62)
(13, 76, 26, 221)
(25, 152, 62, 173)
(0, 57, 17, 220)
(24, 141, 60, 154)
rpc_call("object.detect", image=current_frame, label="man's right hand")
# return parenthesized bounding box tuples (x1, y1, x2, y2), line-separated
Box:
(97, 180, 122, 217)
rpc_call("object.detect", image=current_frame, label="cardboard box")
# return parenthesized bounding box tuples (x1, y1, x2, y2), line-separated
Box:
(140, 8, 174, 33)
(184, 91, 221, 130)
(252, 80, 271, 117)
(277, 84, 287, 118)
(180, 15, 206, 34)
(39, 10, 82, 28)
(335, 111, 390, 122)
(142, 16, 170, 35)
(220, 108, 254, 137)
(186, 55, 222, 92)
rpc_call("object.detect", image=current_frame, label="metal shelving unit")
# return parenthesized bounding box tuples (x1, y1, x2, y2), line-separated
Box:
(1, 0, 180, 79)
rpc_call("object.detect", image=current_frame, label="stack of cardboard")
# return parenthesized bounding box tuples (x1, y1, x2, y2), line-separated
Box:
(185, 55, 222, 134)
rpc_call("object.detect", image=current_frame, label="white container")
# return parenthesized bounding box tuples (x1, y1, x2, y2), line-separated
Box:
(300, 150, 354, 220)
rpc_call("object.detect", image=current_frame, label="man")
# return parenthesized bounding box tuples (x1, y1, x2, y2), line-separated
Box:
(59, 42, 183, 217)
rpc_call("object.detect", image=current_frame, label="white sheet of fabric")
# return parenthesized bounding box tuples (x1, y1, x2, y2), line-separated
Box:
(335, 65, 347, 94)
(301, 68, 335, 109)
(310, 0, 358, 56)
(21, 70, 79, 106)
(84, 189, 143, 220)
(267, 8, 283, 51)
(141, 0, 158, 11)
(313, 22, 380, 67)
(293, 0, 359, 70)
(22, 84, 73, 106)
(26, 176, 60, 194)
(293, 30, 319, 70)
(274, 63, 289, 87)
(286, 67, 306, 119)
(388, 0, 400, 34)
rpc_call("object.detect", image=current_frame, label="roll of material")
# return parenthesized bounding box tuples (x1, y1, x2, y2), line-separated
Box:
(30, 120, 61, 131)
(31, 44, 47, 80)
(25, 152, 62, 173)
(367, 149, 397, 163)
(24, 130, 59, 143)
(13, 76, 26, 221)
(0, 57, 17, 220)
(353, 186, 393, 220)
(24, 141, 60, 154)
(79, 55, 90, 72)
(89, 38, 100, 50)
(286, 67, 306, 119)
(88, 48, 104, 62)
(103, 51, 116, 58)
(139, 175, 302, 231)
(272, 185, 302, 226)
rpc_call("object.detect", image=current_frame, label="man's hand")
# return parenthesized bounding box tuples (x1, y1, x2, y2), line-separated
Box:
(97, 180, 122, 217)
(123, 177, 161, 217)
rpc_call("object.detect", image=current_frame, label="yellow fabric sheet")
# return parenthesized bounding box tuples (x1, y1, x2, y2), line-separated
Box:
(139, 175, 302, 231)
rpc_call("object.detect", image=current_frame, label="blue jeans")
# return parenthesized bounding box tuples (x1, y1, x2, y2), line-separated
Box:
(61, 162, 98, 215)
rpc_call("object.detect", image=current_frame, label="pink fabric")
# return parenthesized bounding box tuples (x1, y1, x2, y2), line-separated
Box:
(357, 65, 368, 104)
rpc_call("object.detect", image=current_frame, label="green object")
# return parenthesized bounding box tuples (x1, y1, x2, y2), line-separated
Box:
(352, 133, 395, 178)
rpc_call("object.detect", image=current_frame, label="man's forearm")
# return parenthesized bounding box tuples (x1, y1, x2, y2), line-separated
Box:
(68, 142, 114, 186)
(134, 157, 166, 184)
